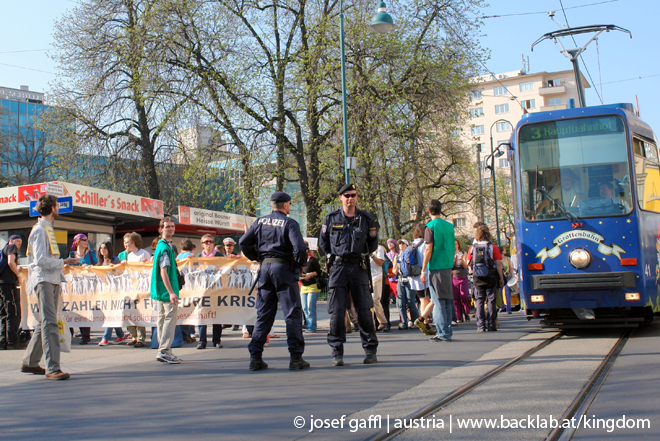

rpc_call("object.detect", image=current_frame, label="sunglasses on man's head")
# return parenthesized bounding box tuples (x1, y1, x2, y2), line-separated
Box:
(342, 193, 357, 198)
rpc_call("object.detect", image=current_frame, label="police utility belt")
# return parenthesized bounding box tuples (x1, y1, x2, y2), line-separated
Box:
(334, 256, 362, 264)
(261, 257, 295, 265)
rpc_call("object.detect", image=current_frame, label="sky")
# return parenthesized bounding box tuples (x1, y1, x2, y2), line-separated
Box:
(0, 0, 658, 130)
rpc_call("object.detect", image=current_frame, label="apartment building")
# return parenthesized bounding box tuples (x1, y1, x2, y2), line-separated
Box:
(451, 69, 589, 241)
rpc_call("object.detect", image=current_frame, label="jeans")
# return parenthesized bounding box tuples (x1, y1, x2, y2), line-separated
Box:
(102, 327, 125, 340)
(428, 282, 453, 340)
(151, 325, 183, 349)
(301, 291, 320, 331)
(0, 284, 20, 346)
(396, 279, 419, 326)
(475, 286, 497, 330)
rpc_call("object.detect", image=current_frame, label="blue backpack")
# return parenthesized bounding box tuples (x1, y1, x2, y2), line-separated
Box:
(400, 242, 422, 277)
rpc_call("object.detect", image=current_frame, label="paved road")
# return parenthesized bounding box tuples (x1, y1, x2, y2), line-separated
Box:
(0, 305, 537, 440)
(2, 308, 657, 440)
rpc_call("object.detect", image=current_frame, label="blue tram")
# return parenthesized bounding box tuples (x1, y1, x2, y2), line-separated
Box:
(510, 102, 660, 327)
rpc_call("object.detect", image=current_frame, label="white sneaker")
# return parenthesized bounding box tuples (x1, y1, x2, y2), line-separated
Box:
(156, 352, 181, 364)
(98, 339, 109, 346)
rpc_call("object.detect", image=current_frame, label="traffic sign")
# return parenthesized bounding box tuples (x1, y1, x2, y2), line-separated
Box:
(29, 196, 74, 217)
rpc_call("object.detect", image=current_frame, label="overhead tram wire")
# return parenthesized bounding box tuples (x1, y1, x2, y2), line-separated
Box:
(438, 15, 523, 109)
(0, 62, 55, 75)
(480, 0, 620, 19)
(559, 0, 603, 104)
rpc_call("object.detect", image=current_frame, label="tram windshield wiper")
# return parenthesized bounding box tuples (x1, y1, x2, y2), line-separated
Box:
(535, 186, 583, 228)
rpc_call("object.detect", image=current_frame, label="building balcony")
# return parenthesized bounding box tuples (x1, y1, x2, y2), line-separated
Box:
(540, 104, 568, 112)
(539, 85, 566, 95)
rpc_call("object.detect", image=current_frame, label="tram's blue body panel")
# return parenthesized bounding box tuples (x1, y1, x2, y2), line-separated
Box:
(511, 103, 660, 322)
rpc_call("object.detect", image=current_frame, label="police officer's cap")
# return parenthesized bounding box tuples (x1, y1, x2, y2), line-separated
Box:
(338, 183, 357, 195)
(271, 191, 292, 203)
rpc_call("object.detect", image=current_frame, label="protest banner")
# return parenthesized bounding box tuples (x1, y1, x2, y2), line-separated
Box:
(21, 257, 259, 329)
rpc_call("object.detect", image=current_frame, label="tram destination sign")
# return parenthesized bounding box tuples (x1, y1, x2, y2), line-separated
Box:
(520, 116, 623, 143)
(29, 196, 73, 217)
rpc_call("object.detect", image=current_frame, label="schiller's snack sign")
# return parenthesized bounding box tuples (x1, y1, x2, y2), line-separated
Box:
(6, 182, 164, 219)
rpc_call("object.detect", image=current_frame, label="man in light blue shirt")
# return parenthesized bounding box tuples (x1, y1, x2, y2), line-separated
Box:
(21, 194, 79, 380)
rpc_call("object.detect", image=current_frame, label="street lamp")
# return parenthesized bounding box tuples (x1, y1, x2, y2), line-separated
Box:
(340, 1, 397, 184)
(488, 118, 512, 246)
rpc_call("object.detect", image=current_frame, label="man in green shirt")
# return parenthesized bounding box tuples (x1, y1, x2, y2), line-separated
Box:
(151, 217, 181, 364)
(420, 199, 455, 342)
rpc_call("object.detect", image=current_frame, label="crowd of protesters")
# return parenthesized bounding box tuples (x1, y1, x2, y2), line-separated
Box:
(6, 193, 518, 379)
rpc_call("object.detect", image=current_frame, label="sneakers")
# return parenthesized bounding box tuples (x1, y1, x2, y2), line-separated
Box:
(414, 318, 433, 335)
(113, 336, 127, 344)
(98, 339, 109, 346)
(332, 355, 344, 366)
(249, 356, 268, 371)
(21, 365, 46, 375)
(156, 352, 181, 364)
(45, 370, 70, 380)
(214, 342, 223, 349)
(289, 357, 311, 370)
(197, 341, 206, 350)
(364, 353, 378, 364)
(134, 341, 146, 348)
(451, 321, 458, 326)
(127, 339, 137, 346)
(477, 327, 485, 332)
(397, 324, 408, 330)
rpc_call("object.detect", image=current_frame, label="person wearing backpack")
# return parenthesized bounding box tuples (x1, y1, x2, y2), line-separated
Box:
(467, 225, 505, 332)
(394, 239, 420, 330)
(1, 235, 23, 350)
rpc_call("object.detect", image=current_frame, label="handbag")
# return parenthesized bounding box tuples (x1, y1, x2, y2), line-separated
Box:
(177, 268, 185, 289)
(316, 271, 327, 289)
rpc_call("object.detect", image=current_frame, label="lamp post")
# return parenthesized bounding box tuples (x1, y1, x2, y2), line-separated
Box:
(489, 118, 512, 246)
(340, 1, 396, 184)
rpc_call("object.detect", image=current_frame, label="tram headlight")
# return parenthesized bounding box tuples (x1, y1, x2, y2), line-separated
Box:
(569, 248, 591, 269)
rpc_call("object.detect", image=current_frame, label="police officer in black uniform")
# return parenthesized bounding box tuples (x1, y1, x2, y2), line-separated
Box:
(239, 191, 310, 371)
(319, 183, 379, 366)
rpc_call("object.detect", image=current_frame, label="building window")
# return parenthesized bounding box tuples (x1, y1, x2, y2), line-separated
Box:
(546, 79, 562, 87)
(519, 81, 534, 92)
(472, 143, 484, 153)
(450, 128, 460, 138)
(521, 99, 536, 110)
(496, 122, 511, 132)
(495, 103, 509, 114)
(470, 90, 482, 100)
(472, 125, 485, 135)
(494, 86, 507, 96)
(499, 158, 510, 168)
(470, 108, 484, 118)
(548, 97, 562, 106)
(453, 218, 466, 227)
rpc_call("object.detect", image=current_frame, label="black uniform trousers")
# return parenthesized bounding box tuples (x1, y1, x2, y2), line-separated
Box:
(248, 262, 304, 357)
(0, 284, 21, 346)
(327, 263, 378, 356)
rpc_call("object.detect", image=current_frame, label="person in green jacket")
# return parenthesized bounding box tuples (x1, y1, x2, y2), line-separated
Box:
(151, 217, 181, 364)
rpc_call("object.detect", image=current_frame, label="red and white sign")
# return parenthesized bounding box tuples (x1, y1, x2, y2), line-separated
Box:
(178, 206, 254, 232)
(3, 182, 164, 219)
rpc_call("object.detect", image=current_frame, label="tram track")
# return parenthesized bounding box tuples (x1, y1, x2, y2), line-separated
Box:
(545, 328, 633, 441)
(364, 329, 631, 441)
(364, 331, 564, 441)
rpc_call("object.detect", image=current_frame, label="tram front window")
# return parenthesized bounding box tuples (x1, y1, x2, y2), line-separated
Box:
(519, 115, 632, 221)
